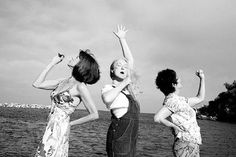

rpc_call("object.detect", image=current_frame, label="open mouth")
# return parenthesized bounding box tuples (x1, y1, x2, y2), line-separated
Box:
(120, 71, 124, 74)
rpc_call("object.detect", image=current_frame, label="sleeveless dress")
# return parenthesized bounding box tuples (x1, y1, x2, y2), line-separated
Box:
(35, 82, 80, 157)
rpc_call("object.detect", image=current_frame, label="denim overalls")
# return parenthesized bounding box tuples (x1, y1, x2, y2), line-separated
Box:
(106, 91, 140, 157)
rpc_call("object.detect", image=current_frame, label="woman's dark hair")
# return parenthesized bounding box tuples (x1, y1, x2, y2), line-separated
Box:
(72, 49, 100, 85)
(155, 69, 178, 96)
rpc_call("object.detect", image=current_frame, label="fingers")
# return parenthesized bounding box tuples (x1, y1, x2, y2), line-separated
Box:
(197, 69, 203, 73)
(196, 69, 205, 78)
(117, 25, 120, 31)
(196, 69, 203, 75)
(114, 25, 128, 39)
(117, 25, 124, 31)
(58, 53, 65, 62)
(58, 53, 65, 59)
(116, 24, 128, 32)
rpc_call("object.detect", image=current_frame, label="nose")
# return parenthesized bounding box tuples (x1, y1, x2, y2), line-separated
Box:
(67, 56, 73, 62)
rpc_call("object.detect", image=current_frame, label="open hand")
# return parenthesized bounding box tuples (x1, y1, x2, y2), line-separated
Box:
(113, 25, 128, 39)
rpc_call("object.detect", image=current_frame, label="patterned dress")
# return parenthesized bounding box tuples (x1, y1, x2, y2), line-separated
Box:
(35, 84, 79, 157)
(164, 93, 201, 157)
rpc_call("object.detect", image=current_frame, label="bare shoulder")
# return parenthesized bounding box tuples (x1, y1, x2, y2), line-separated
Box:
(76, 83, 89, 95)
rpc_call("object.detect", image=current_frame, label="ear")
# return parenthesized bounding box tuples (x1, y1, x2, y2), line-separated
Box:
(172, 83, 177, 88)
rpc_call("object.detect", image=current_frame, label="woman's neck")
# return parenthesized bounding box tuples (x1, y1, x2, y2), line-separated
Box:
(112, 79, 131, 94)
(67, 76, 79, 85)
(112, 79, 122, 86)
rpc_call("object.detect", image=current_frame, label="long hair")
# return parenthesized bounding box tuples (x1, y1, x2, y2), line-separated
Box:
(72, 49, 100, 85)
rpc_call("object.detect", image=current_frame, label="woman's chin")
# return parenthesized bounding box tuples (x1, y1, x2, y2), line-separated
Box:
(114, 76, 124, 82)
(67, 64, 74, 69)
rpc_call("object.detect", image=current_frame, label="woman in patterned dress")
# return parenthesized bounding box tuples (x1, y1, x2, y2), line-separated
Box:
(33, 50, 100, 157)
(154, 69, 205, 157)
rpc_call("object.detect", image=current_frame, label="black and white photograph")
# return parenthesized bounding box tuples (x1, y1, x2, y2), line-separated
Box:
(0, 0, 236, 157)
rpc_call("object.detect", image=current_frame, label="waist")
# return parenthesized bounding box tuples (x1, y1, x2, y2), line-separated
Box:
(111, 110, 139, 120)
(111, 107, 128, 118)
(176, 131, 202, 144)
(50, 107, 70, 121)
(54, 103, 75, 115)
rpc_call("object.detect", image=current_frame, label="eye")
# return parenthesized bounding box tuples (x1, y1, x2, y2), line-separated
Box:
(115, 64, 122, 68)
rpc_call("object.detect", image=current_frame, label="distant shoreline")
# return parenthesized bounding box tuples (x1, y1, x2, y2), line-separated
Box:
(0, 102, 50, 109)
(0, 102, 152, 114)
(0, 102, 218, 121)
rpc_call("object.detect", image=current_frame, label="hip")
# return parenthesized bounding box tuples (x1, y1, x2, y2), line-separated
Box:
(173, 138, 200, 157)
(108, 118, 139, 141)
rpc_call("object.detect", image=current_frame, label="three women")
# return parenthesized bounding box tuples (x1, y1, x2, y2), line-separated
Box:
(33, 25, 206, 157)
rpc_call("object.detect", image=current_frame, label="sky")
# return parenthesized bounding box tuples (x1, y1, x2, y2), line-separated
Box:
(0, 0, 236, 113)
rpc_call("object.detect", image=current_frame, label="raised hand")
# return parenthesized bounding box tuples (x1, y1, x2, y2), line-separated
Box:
(113, 25, 128, 39)
(196, 69, 204, 79)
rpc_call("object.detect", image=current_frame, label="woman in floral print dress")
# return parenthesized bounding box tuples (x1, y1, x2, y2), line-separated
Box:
(154, 69, 205, 157)
(33, 50, 100, 157)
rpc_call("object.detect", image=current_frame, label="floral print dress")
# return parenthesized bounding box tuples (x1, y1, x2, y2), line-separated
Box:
(35, 84, 79, 157)
(164, 93, 201, 157)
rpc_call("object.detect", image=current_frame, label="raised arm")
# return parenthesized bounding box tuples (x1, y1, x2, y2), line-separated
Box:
(188, 70, 205, 106)
(32, 54, 64, 90)
(113, 25, 134, 70)
(70, 83, 99, 126)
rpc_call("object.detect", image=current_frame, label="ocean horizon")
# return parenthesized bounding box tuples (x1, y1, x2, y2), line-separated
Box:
(1, 106, 236, 157)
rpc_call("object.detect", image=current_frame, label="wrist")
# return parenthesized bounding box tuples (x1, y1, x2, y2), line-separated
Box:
(119, 38, 126, 41)
(49, 61, 57, 67)
(70, 121, 74, 126)
(121, 82, 129, 90)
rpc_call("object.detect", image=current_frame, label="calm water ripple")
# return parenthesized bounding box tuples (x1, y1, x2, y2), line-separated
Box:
(1, 107, 236, 157)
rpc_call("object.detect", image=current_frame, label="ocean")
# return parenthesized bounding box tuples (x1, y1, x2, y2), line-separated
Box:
(0, 107, 236, 157)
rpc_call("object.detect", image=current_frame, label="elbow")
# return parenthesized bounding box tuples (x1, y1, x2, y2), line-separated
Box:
(92, 112, 99, 120)
(32, 80, 44, 88)
(101, 95, 112, 108)
(200, 97, 205, 103)
(154, 114, 162, 124)
(32, 82, 39, 88)
(198, 95, 205, 103)
(94, 112, 99, 120)
(195, 91, 205, 103)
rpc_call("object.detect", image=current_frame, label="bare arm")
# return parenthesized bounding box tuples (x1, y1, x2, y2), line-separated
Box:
(70, 83, 99, 126)
(101, 77, 131, 109)
(114, 25, 134, 70)
(188, 70, 205, 107)
(32, 54, 64, 90)
(154, 107, 182, 132)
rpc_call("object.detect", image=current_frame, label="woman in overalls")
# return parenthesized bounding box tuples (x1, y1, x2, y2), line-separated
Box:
(101, 25, 140, 157)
